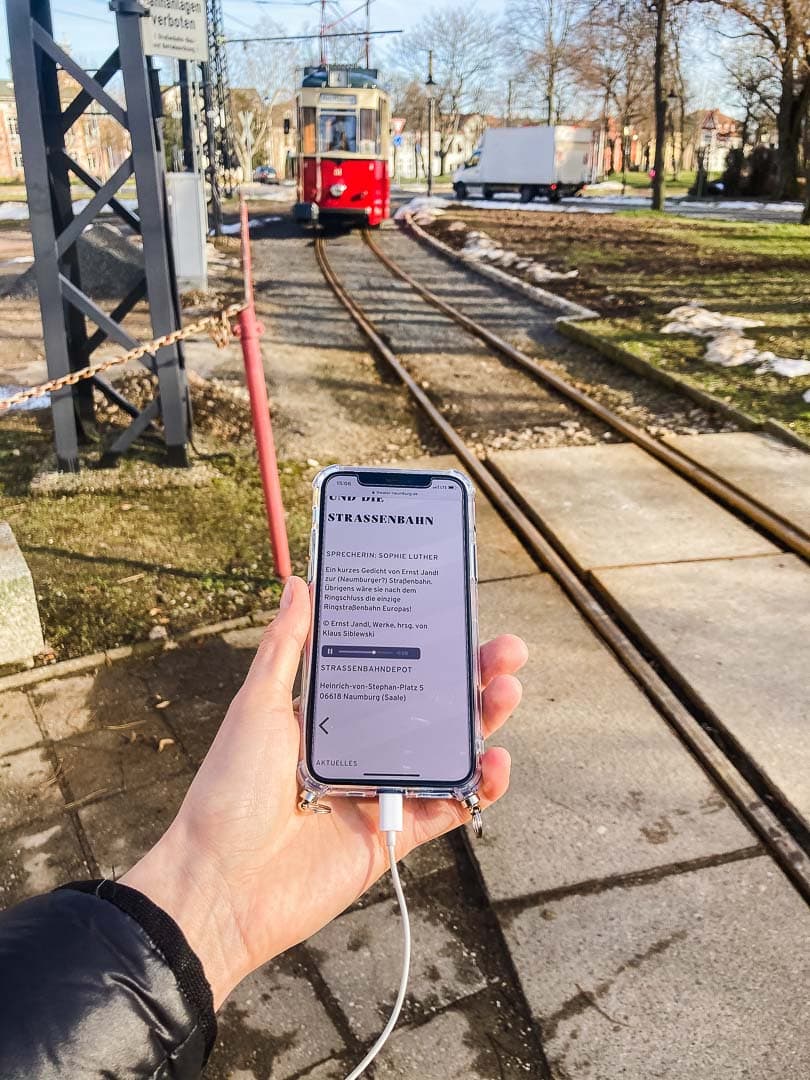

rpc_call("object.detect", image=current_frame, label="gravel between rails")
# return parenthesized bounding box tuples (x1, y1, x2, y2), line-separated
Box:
(321, 227, 737, 458)
(250, 219, 445, 466)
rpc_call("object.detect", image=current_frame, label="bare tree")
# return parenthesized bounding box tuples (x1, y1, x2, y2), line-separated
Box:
(697, 0, 810, 198)
(391, 6, 495, 174)
(575, 2, 655, 171)
(504, 0, 586, 124)
(230, 88, 270, 179)
(228, 17, 301, 111)
(725, 46, 780, 145)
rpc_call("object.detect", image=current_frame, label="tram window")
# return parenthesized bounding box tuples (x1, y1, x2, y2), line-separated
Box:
(301, 107, 316, 154)
(358, 108, 379, 155)
(320, 112, 357, 152)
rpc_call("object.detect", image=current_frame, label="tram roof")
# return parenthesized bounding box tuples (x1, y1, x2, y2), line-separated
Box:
(301, 65, 384, 90)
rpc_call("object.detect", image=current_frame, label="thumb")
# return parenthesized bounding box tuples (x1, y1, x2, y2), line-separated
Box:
(246, 576, 311, 701)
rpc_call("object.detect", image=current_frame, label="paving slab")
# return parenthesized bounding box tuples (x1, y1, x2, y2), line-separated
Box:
(307, 890, 486, 1041)
(206, 954, 345, 1080)
(0, 817, 88, 906)
(399, 454, 538, 582)
(489, 443, 777, 570)
(474, 575, 752, 902)
(505, 855, 810, 1079)
(0, 690, 41, 754)
(594, 554, 810, 827)
(31, 667, 154, 741)
(51, 720, 187, 803)
(663, 431, 810, 537)
(78, 771, 193, 877)
(0, 746, 63, 830)
(374, 1008, 516, 1079)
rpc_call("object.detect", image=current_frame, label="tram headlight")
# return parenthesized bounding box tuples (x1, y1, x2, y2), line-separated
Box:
(329, 183, 348, 197)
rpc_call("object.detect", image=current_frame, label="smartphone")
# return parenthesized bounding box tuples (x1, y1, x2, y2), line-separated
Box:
(299, 465, 482, 804)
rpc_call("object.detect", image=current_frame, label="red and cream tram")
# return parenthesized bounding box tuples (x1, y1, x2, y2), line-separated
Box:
(294, 65, 391, 227)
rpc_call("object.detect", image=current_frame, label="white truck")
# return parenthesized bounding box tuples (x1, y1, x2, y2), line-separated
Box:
(452, 125, 596, 203)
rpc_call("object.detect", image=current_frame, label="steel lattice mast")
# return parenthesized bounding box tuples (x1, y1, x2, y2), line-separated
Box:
(205, 0, 235, 230)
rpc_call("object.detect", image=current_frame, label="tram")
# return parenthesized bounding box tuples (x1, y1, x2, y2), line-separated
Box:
(294, 65, 391, 227)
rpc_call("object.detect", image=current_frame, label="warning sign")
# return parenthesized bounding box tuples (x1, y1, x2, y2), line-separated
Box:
(143, 0, 209, 62)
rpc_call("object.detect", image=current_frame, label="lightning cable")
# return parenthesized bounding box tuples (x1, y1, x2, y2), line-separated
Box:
(344, 792, 411, 1080)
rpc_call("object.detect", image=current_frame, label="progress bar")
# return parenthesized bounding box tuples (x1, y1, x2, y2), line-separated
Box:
(321, 645, 421, 659)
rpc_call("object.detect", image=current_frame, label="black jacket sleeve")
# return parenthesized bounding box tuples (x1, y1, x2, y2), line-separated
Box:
(0, 879, 216, 1079)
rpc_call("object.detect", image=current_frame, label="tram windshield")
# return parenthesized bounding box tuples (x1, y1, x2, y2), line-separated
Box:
(301, 101, 384, 156)
(320, 112, 357, 152)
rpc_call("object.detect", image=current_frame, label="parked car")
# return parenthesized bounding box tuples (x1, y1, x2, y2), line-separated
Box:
(253, 164, 279, 185)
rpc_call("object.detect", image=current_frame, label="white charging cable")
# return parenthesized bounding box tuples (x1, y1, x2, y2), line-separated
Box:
(344, 792, 411, 1080)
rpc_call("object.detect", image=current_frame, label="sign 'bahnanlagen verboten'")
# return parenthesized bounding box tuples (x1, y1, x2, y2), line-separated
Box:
(142, 0, 209, 62)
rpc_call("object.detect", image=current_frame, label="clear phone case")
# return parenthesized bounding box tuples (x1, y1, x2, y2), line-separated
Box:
(298, 464, 483, 805)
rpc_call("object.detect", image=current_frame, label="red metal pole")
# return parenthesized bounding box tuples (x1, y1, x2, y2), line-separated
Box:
(237, 198, 292, 581)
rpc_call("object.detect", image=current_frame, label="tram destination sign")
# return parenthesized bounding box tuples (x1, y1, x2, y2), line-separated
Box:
(143, 0, 209, 62)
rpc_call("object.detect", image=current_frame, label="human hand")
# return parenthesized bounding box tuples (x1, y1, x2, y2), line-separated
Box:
(121, 576, 527, 1008)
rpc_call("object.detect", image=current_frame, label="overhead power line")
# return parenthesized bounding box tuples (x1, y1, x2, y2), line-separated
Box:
(226, 27, 400, 42)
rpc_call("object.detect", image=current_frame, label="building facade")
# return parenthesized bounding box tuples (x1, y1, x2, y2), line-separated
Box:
(0, 73, 130, 182)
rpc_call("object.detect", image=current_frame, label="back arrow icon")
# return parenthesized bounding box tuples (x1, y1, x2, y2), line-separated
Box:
(319, 717, 330, 734)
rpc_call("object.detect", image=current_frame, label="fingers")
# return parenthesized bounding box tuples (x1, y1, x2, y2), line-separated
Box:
(247, 576, 311, 699)
(478, 745, 512, 808)
(482, 673, 522, 739)
(405, 745, 512, 850)
(480, 635, 528, 690)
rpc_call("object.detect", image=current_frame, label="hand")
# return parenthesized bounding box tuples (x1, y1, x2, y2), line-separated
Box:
(121, 576, 527, 1008)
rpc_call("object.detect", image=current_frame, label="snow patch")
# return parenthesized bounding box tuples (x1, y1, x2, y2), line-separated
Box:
(0, 202, 30, 221)
(394, 196, 448, 226)
(662, 304, 810, 378)
(461, 228, 578, 281)
(214, 215, 282, 236)
(0, 385, 50, 411)
(755, 356, 810, 378)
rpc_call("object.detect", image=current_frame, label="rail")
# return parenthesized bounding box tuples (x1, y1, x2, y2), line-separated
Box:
(314, 230, 810, 906)
(366, 222, 810, 561)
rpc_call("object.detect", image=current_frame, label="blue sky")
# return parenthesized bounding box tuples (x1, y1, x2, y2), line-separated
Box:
(0, 0, 730, 112)
(0, 0, 502, 76)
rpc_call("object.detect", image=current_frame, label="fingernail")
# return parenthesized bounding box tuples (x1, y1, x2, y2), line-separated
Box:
(280, 578, 294, 609)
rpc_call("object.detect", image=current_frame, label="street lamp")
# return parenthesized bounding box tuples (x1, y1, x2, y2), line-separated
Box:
(667, 88, 679, 180)
(425, 50, 437, 196)
(622, 124, 630, 196)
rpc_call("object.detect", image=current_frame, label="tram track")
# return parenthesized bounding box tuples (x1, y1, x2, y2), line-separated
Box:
(313, 228, 810, 905)
(363, 226, 810, 561)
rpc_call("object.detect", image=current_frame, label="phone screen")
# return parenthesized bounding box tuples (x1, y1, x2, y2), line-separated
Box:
(306, 470, 476, 788)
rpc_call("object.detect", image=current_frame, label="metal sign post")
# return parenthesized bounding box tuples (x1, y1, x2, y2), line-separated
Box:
(6, 0, 190, 470)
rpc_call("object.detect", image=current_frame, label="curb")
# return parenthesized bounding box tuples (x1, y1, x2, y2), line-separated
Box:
(557, 319, 810, 453)
(0, 608, 277, 694)
(400, 212, 599, 320)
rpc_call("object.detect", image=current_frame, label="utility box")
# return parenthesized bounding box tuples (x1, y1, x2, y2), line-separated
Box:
(166, 172, 208, 292)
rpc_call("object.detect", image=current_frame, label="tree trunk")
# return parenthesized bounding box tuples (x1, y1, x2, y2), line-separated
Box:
(651, 0, 667, 211)
(776, 65, 800, 199)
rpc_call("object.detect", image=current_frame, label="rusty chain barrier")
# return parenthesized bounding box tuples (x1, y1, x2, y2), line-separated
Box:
(0, 301, 246, 413)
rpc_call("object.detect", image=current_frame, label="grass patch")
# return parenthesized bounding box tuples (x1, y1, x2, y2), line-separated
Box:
(0, 412, 313, 660)
(586, 316, 810, 440)
(429, 209, 810, 434)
